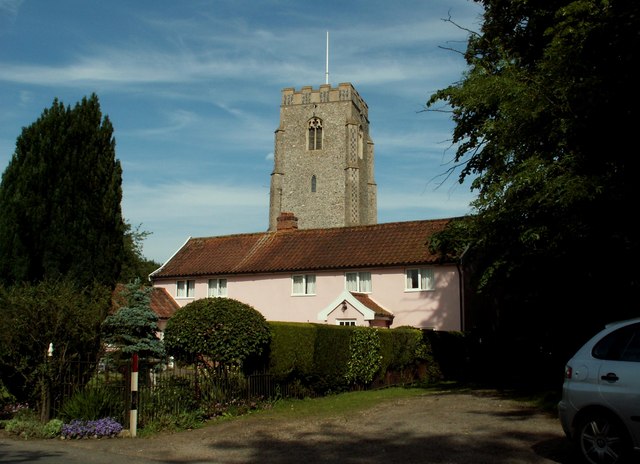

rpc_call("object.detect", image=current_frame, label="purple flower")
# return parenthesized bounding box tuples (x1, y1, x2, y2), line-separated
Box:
(61, 418, 123, 439)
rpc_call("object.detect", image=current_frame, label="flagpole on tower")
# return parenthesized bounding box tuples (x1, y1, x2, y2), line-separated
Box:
(325, 31, 329, 85)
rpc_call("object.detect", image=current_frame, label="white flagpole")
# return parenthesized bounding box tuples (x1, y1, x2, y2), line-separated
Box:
(325, 31, 329, 85)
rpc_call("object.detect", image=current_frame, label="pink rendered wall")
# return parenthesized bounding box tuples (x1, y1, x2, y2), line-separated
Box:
(153, 265, 461, 331)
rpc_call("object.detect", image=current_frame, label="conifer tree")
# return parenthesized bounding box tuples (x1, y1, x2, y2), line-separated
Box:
(101, 280, 165, 362)
(0, 94, 125, 287)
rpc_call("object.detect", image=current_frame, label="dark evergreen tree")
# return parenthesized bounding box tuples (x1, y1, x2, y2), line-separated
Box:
(0, 94, 125, 288)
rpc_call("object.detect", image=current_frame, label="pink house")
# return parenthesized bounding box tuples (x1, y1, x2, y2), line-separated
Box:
(148, 84, 471, 330)
(149, 213, 465, 331)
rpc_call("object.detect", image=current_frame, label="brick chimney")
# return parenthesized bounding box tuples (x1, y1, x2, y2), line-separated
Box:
(276, 212, 298, 231)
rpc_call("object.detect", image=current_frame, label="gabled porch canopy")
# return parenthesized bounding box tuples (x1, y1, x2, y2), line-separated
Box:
(318, 290, 394, 328)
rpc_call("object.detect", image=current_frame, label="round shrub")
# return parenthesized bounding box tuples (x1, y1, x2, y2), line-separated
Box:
(163, 298, 271, 369)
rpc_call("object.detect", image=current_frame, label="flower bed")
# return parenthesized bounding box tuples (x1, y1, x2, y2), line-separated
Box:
(61, 417, 123, 439)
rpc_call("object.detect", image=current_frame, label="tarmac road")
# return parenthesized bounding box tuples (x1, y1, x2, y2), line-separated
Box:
(0, 390, 586, 464)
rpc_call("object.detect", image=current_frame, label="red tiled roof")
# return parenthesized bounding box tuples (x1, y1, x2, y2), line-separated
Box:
(351, 292, 394, 319)
(151, 218, 456, 279)
(150, 287, 180, 319)
(112, 284, 179, 320)
(111, 283, 128, 311)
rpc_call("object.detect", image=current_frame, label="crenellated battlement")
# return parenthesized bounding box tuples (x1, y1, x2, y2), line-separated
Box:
(270, 81, 376, 231)
(281, 82, 368, 117)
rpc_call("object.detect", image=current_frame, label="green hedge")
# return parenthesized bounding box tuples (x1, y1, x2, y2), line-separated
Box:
(264, 322, 459, 395)
(267, 322, 316, 379)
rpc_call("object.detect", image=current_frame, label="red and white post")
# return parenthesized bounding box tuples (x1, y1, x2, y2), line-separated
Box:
(130, 353, 139, 437)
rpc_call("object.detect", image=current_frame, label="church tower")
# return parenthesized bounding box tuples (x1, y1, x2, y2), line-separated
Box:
(268, 82, 377, 231)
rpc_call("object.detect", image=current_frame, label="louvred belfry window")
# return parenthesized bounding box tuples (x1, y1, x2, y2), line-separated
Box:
(308, 117, 323, 150)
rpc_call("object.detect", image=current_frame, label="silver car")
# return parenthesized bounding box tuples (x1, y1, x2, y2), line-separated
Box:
(558, 317, 640, 464)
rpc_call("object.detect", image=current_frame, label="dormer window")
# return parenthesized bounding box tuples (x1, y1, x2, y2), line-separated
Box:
(308, 117, 323, 150)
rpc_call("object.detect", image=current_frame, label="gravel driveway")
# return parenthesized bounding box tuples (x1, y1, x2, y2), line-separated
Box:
(0, 389, 584, 464)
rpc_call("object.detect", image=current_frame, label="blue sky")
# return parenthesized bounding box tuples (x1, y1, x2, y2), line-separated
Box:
(0, 0, 483, 264)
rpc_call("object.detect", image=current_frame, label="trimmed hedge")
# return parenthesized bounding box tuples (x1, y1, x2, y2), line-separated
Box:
(264, 322, 456, 395)
(267, 322, 316, 379)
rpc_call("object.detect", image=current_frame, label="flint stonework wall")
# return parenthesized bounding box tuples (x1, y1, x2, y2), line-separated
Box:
(268, 83, 377, 231)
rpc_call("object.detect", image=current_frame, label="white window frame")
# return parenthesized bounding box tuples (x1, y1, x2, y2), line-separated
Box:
(345, 271, 372, 293)
(337, 319, 356, 326)
(208, 278, 227, 297)
(176, 279, 195, 298)
(405, 268, 435, 291)
(292, 274, 316, 295)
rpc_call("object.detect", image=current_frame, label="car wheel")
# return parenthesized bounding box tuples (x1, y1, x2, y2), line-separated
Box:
(577, 412, 631, 464)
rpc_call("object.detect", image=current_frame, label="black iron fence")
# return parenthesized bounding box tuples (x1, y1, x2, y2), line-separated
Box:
(53, 361, 301, 428)
(51, 359, 128, 424)
(52, 359, 425, 429)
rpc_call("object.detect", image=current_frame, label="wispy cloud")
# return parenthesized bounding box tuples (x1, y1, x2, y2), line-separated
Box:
(0, 0, 23, 16)
(126, 110, 199, 137)
(123, 181, 268, 220)
(0, 0, 478, 93)
(122, 180, 270, 261)
(378, 186, 475, 217)
(0, 0, 481, 263)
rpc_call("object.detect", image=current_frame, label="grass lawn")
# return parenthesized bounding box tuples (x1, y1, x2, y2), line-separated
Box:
(206, 381, 560, 427)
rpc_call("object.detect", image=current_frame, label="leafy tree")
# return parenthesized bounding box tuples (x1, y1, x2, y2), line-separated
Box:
(164, 298, 271, 372)
(0, 279, 110, 421)
(101, 279, 165, 362)
(119, 223, 162, 285)
(427, 1, 640, 364)
(0, 93, 125, 288)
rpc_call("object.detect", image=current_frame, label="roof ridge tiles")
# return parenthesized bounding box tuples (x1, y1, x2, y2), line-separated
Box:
(151, 217, 458, 279)
(187, 216, 460, 242)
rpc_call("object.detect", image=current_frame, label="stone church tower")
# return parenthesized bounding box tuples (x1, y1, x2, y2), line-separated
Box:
(268, 82, 377, 231)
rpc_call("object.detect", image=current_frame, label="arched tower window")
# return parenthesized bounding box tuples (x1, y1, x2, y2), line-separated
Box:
(308, 117, 323, 150)
(311, 175, 317, 192)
